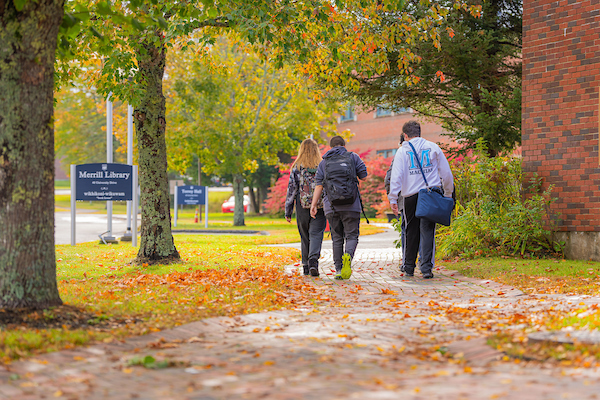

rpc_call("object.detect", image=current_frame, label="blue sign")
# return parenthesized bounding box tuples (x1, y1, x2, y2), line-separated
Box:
(176, 185, 206, 205)
(75, 163, 133, 201)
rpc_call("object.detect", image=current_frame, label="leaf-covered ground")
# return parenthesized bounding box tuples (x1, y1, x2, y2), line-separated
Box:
(0, 235, 310, 362)
(447, 256, 600, 363)
(4, 245, 600, 399)
(0, 219, 384, 363)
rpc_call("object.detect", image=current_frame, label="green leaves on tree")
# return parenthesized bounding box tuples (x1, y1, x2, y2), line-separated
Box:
(131, 18, 144, 31)
(13, 0, 29, 12)
(96, 1, 111, 15)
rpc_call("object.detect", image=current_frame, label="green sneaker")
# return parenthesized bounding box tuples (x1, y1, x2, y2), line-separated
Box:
(341, 253, 352, 279)
(334, 273, 344, 280)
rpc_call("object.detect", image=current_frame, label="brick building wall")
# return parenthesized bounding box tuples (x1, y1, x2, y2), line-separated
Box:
(523, 0, 600, 259)
(336, 108, 451, 158)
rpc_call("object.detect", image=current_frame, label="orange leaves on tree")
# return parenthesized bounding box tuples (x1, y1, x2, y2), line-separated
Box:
(436, 70, 446, 82)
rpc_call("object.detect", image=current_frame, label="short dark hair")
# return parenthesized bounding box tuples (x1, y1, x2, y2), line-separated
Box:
(330, 136, 346, 147)
(402, 120, 421, 138)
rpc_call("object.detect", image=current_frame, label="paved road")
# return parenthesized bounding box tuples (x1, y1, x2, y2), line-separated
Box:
(4, 230, 600, 399)
(55, 212, 135, 245)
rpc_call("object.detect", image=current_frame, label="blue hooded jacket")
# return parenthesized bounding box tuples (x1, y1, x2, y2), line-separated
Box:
(315, 146, 367, 215)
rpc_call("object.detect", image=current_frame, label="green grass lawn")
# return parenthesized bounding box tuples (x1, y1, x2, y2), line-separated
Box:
(446, 256, 600, 295)
(55, 180, 70, 190)
(173, 213, 384, 244)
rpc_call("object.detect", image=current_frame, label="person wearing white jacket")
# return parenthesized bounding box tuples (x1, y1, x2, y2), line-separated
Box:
(388, 121, 454, 279)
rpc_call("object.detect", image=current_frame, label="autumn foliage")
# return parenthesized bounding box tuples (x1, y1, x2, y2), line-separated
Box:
(264, 168, 290, 217)
(360, 155, 392, 217)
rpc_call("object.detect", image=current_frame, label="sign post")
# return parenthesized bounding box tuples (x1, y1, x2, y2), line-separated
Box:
(106, 93, 114, 242)
(132, 165, 138, 247)
(122, 104, 134, 241)
(173, 185, 208, 228)
(71, 163, 136, 245)
(70, 165, 76, 246)
(174, 186, 179, 227)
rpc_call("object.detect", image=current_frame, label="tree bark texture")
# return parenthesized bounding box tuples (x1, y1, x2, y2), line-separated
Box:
(133, 31, 180, 264)
(258, 185, 268, 214)
(232, 173, 245, 226)
(248, 184, 258, 214)
(0, 0, 64, 308)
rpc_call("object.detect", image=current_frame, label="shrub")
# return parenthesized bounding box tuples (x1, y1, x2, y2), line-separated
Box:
(264, 168, 289, 217)
(396, 141, 563, 258)
(360, 155, 391, 217)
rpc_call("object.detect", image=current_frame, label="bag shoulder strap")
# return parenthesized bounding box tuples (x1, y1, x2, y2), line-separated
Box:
(407, 141, 429, 188)
(349, 152, 370, 224)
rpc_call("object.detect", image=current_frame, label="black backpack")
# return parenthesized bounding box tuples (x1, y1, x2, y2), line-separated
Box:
(323, 152, 358, 206)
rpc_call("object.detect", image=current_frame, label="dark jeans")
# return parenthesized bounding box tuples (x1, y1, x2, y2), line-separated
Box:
(400, 210, 422, 270)
(400, 213, 406, 268)
(296, 205, 327, 266)
(403, 193, 436, 274)
(326, 211, 361, 270)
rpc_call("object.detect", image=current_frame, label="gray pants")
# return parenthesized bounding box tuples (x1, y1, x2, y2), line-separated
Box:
(326, 211, 361, 270)
(296, 204, 327, 266)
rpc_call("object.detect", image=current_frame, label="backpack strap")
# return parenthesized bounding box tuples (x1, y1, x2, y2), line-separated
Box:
(407, 141, 429, 188)
(358, 190, 370, 224)
(349, 152, 369, 224)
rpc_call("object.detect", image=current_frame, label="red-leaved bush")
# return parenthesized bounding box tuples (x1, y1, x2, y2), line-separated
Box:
(360, 155, 392, 217)
(264, 167, 290, 217)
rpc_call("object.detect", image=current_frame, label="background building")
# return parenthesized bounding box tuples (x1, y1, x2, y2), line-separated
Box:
(336, 106, 452, 158)
(523, 0, 600, 260)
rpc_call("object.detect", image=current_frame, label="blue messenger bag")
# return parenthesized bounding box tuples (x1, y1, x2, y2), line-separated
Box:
(407, 142, 454, 226)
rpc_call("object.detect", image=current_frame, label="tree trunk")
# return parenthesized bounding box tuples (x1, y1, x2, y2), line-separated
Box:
(133, 30, 180, 265)
(259, 184, 269, 214)
(247, 183, 259, 214)
(232, 173, 245, 226)
(0, 0, 64, 308)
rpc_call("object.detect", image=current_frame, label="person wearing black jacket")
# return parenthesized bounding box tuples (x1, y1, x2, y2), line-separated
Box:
(310, 136, 368, 280)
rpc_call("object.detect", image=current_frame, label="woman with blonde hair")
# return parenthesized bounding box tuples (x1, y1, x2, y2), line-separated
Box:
(285, 138, 327, 276)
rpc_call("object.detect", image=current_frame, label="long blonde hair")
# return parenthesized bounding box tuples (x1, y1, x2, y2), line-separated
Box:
(292, 139, 321, 169)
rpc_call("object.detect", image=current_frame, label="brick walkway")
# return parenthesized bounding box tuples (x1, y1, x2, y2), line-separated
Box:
(2, 230, 600, 399)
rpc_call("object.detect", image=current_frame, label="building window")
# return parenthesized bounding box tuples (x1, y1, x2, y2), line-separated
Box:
(375, 107, 393, 117)
(375, 107, 412, 117)
(339, 106, 355, 122)
(376, 149, 397, 158)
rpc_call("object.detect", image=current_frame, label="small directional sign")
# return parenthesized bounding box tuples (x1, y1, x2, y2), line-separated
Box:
(176, 185, 207, 205)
